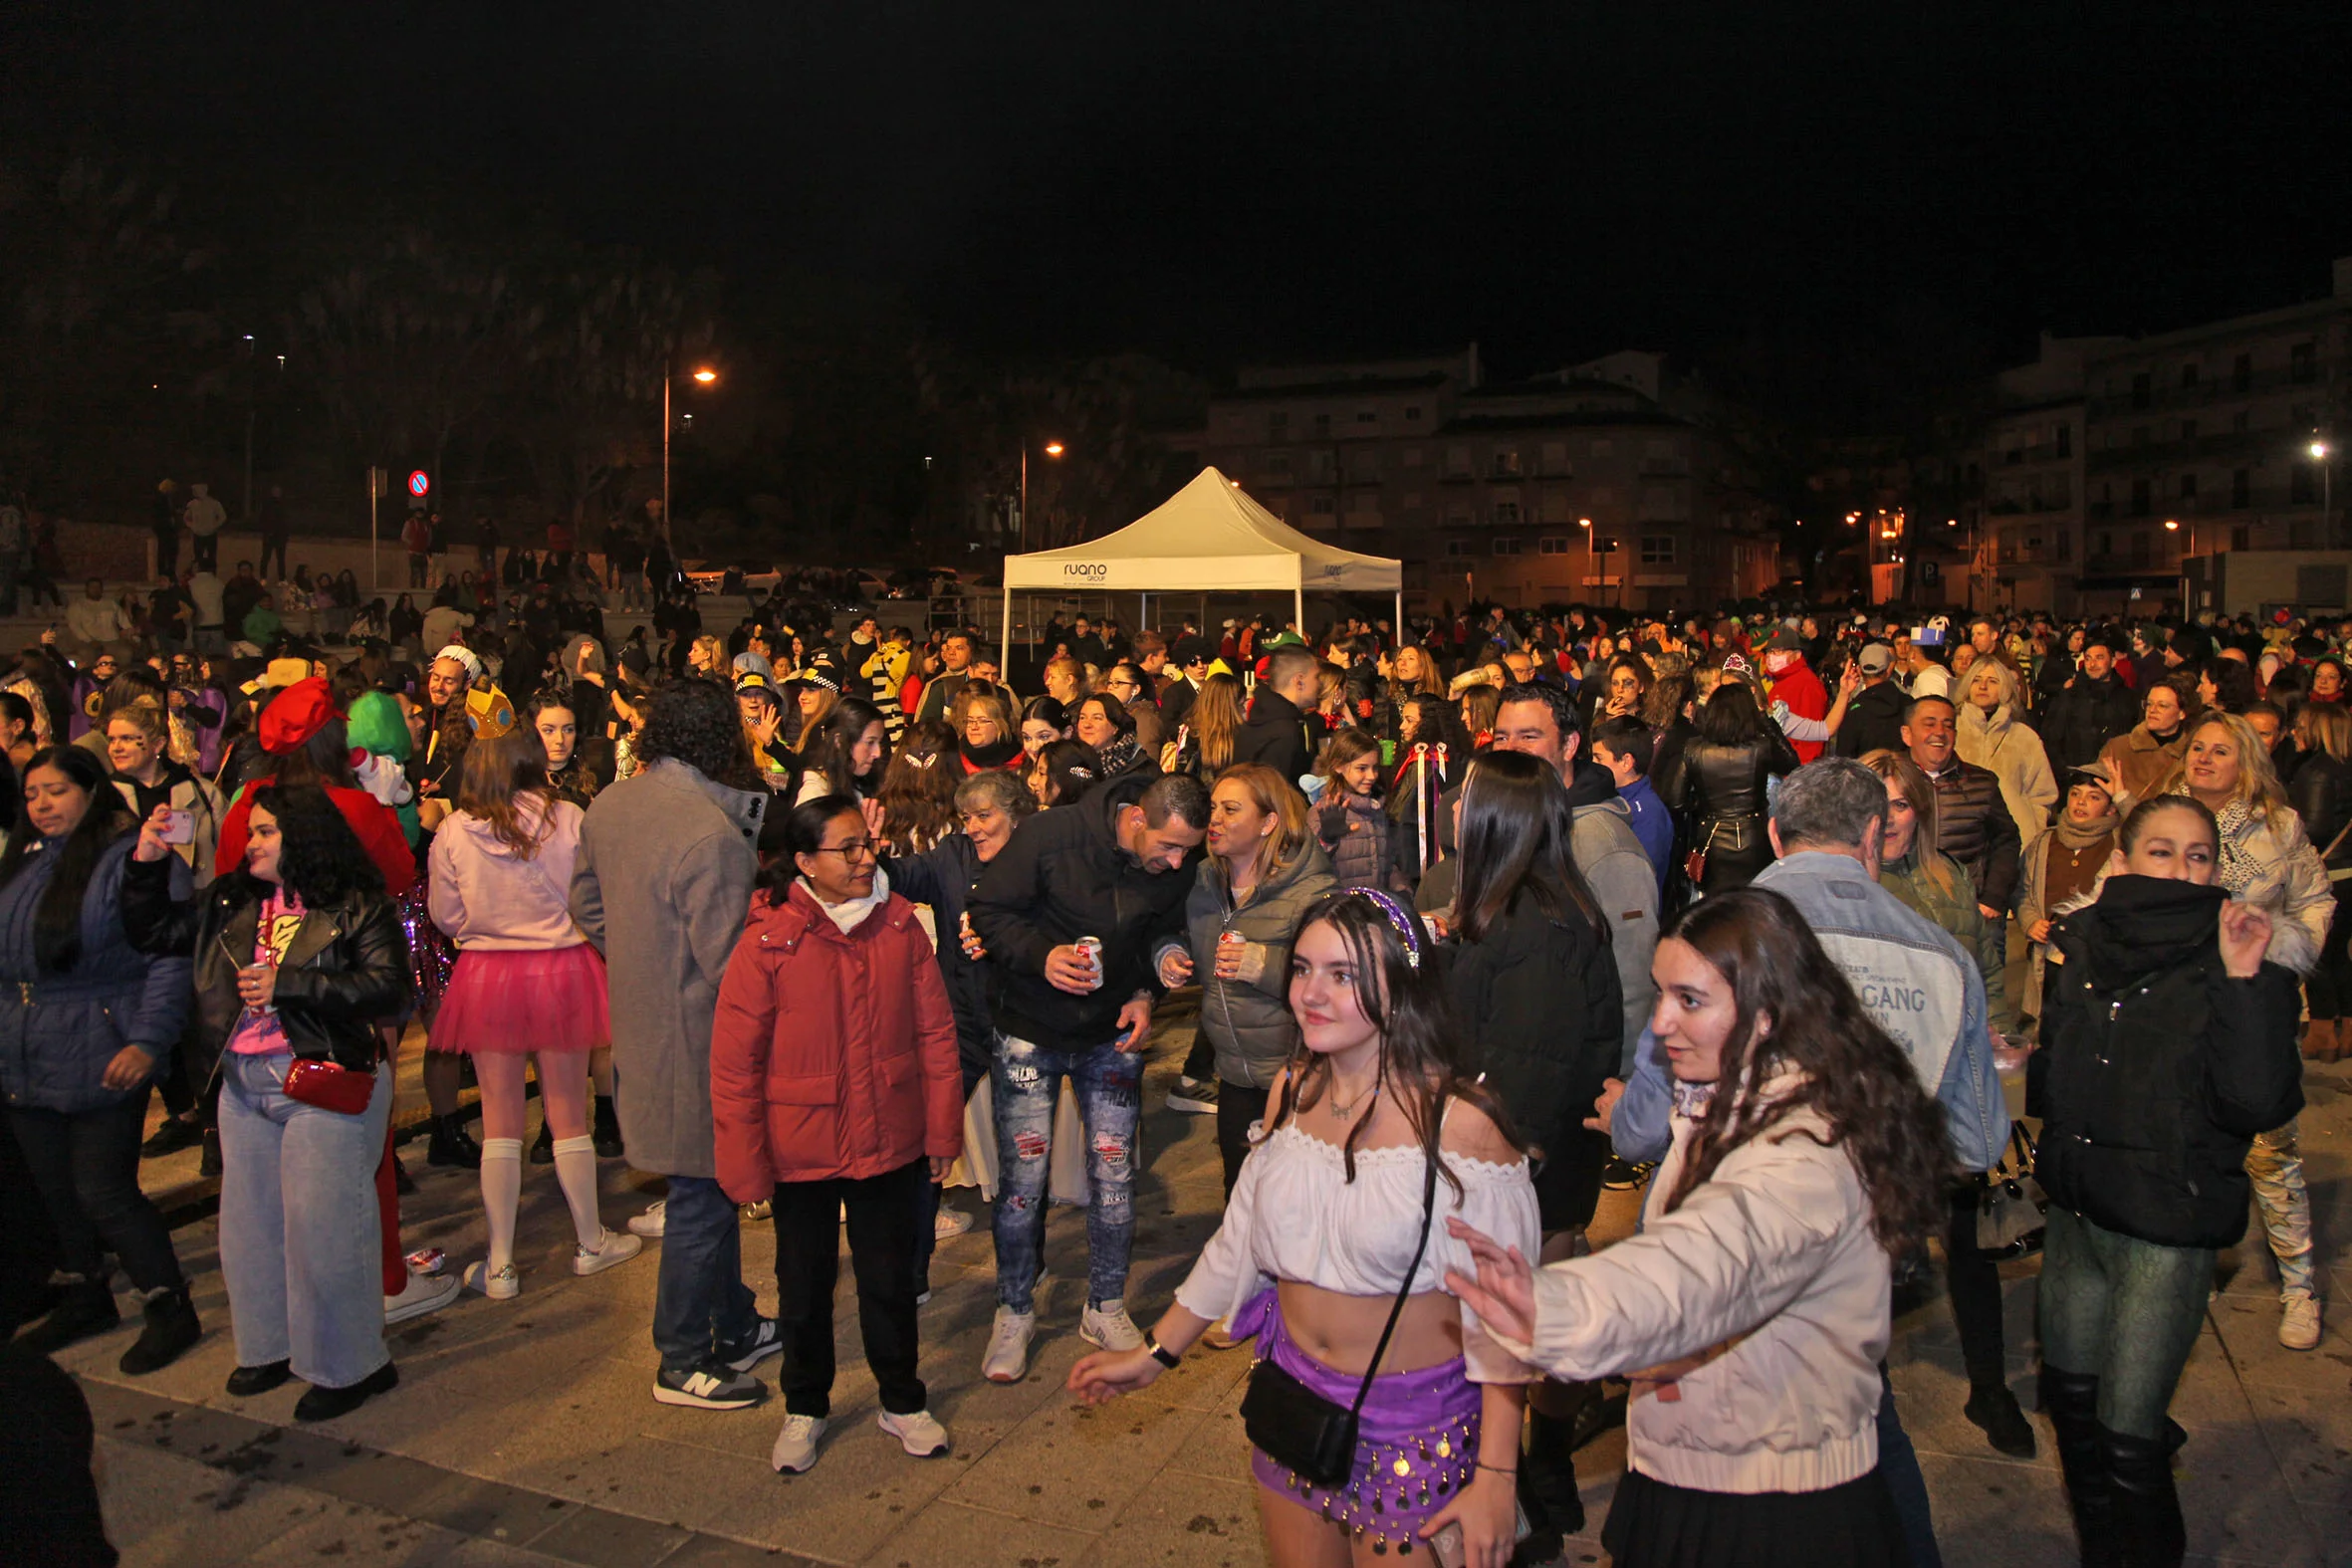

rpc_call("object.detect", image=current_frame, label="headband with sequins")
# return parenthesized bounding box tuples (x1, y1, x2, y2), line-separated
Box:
(1336, 886, 1428, 970)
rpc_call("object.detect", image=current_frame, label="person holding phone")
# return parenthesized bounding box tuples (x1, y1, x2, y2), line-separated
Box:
(106, 697, 226, 886)
(965, 770, 1209, 1384)
(121, 783, 413, 1421)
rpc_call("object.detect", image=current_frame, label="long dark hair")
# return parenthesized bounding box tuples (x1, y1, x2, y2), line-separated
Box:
(1453, 750, 1604, 942)
(1657, 888, 1951, 1253)
(1034, 738, 1100, 806)
(1268, 891, 1521, 1198)
(0, 746, 134, 972)
(801, 698, 889, 799)
(1695, 678, 1770, 747)
(265, 714, 359, 790)
(249, 783, 387, 906)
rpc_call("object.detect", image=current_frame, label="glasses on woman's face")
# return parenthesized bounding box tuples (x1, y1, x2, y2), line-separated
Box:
(811, 838, 877, 862)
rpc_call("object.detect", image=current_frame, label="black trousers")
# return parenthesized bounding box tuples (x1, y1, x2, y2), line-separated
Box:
(0, 1112, 61, 1330)
(1215, 1081, 1273, 1198)
(772, 1158, 927, 1419)
(1945, 1185, 2006, 1387)
(9, 1087, 185, 1294)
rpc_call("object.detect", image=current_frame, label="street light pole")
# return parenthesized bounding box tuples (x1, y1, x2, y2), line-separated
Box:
(662, 365, 719, 554)
(1578, 516, 1592, 605)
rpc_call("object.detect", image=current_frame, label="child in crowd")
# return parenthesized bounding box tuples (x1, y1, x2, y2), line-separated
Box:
(1310, 727, 1400, 891)
(1590, 716, 1673, 901)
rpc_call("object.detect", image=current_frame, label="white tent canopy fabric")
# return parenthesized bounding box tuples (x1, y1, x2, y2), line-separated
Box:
(1000, 466, 1402, 656)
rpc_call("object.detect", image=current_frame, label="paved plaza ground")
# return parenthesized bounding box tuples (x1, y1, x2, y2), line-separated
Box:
(64, 1013, 2352, 1568)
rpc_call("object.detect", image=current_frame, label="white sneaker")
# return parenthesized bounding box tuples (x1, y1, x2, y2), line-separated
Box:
(878, 1408, 950, 1457)
(981, 1307, 1036, 1383)
(383, 1269, 460, 1325)
(574, 1228, 644, 1276)
(2279, 1288, 2323, 1350)
(463, 1259, 520, 1300)
(625, 1201, 666, 1238)
(1080, 1298, 1143, 1352)
(933, 1207, 974, 1241)
(771, 1413, 827, 1473)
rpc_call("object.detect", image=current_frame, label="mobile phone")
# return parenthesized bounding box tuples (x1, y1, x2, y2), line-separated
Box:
(160, 807, 197, 845)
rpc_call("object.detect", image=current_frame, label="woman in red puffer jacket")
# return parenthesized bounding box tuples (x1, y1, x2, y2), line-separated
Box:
(709, 790, 962, 1475)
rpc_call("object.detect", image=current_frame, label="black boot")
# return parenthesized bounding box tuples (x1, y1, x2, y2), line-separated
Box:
(529, 1120, 555, 1166)
(2103, 1424, 2186, 1567)
(140, 1115, 204, 1158)
(392, 1151, 417, 1196)
(199, 1126, 222, 1179)
(2039, 1366, 2117, 1567)
(15, 1276, 120, 1354)
(1523, 1405, 1586, 1536)
(1965, 1377, 2038, 1458)
(592, 1095, 624, 1160)
(427, 1112, 482, 1170)
(118, 1283, 202, 1375)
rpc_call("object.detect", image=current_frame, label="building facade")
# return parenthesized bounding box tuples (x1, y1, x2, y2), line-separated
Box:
(1200, 347, 1780, 615)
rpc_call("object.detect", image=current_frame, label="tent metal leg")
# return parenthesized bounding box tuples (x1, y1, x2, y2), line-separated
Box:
(1000, 588, 1014, 688)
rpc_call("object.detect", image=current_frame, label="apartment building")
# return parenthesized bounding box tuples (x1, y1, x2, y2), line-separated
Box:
(1200, 346, 1780, 615)
(1966, 335, 2121, 614)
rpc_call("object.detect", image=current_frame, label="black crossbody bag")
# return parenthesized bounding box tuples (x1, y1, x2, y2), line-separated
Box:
(1239, 1109, 1443, 1487)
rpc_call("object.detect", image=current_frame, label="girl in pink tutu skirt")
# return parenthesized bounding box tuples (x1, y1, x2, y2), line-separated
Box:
(428, 733, 641, 1297)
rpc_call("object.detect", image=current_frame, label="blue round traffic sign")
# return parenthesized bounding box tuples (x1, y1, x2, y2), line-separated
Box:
(407, 470, 430, 498)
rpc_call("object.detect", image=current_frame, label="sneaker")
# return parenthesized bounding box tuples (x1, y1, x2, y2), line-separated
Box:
(878, 1408, 950, 1458)
(916, 1288, 933, 1307)
(1963, 1383, 2037, 1459)
(740, 1199, 772, 1223)
(626, 1201, 667, 1238)
(981, 1308, 1036, 1383)
(933, 1207, 974, 1242)
(140, 1115, 204, 1158)
(294, 1361, 398, 1423)
(1201, 1318, 1239, 1351)
(1600, 1157, 1653, 1192)
(384, 1269, 460, 1325)
(1081, 1299, 1143, 1353)
(771, 1413, 828, 1473)
(723, 1316, 784, 1373)
(1166, 1076, 1219, 1115)
(653, 1361, 768, 1410)
(462, 1259, 520, 1301)
(2279, 1288, 2323, 1351)
(573, 1228, 643, 1276)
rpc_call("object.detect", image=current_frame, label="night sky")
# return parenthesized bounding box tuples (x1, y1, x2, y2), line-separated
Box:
(10, 2, 2352, 388)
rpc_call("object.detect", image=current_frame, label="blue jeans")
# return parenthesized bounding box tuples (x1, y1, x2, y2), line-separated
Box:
(990, 1033, 1141, 1314)
(651, 1174, 759, 1375)
(218, 1051, 391, 1390)
(1876, 1364, 1941, 1568)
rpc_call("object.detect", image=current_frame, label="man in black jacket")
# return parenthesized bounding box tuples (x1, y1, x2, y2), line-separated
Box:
(2037, 636, 2139, 776)
(1905, 694, 2022, 918)
(967, 770, 1208, 1385)
(1231, 645, 1321, 783)
(1832, 642, 1910, 759)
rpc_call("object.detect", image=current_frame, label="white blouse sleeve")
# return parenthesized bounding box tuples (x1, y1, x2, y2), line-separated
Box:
(1174, 1151, 1272, 1324)
(1433, 1158, 1542, 1384)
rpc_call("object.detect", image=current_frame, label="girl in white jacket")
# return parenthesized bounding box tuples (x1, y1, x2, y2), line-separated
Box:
(1448, 886, 1951, 1568)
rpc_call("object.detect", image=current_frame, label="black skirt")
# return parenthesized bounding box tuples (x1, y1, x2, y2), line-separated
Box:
(1602, 1466, 1905, 1568)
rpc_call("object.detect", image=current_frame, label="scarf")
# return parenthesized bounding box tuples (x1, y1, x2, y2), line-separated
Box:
(2080, 874, 2225, 991)
(2051, 809, 2118, 850)
(959, 734, 1024, 772)
(1094, 731, 1146, 778)
(1670, 1078, 1718, 1120)
(801, 864, 891, 935)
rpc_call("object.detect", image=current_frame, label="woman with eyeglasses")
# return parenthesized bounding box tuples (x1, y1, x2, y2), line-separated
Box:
(711, 793, 963, 1475)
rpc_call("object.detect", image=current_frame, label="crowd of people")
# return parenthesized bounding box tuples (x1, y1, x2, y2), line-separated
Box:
(3, 567, 2341, 1568)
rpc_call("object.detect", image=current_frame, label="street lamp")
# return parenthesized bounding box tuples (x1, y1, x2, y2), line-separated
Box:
(1577, 517, 1593, 603)
(663, 365, 720, 550)
(1020, 441, 1065, 551)
(2315, 441, 2334, 539)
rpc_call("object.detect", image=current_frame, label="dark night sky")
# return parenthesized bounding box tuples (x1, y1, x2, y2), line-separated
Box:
(9, 1, 2352, 384)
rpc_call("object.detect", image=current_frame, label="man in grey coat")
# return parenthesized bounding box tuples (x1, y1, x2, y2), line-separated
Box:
(570, 677, 775, 1411)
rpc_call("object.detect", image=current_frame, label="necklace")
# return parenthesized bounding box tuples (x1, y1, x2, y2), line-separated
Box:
(1326, 1072, 1379, 1118)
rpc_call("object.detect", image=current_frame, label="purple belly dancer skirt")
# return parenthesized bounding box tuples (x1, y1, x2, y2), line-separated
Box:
(1235, 1288, 1486, 1551)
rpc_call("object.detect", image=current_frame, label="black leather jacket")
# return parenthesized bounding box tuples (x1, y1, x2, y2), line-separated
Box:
(2290, 751, 2352, 862)
(1669, 730, 1800, 824)
(119, 856, 411, 1086)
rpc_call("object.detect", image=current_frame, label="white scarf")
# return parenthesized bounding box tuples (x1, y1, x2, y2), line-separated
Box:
(802, 864, 891, 934)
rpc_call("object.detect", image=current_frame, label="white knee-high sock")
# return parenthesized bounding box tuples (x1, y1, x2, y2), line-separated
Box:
(551, 1136, 604, 1249)
(480, 1138, 524, 1270)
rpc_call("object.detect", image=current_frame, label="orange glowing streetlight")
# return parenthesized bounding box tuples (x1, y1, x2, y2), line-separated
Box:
(1020, 441, 1066, 550)
(663, 365, 721, 548)
(692, 367, 718, 385)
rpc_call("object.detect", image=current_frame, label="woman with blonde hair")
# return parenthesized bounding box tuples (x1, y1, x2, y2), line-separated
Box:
(1162, 671, 1243, 779)
(686, 635, 727, 680)
(1859, 751, 2002, 1003)
(2160, 708, 2332, 1350)
(952, 682, 1024, 776)
(1955, 657, 2057, 844)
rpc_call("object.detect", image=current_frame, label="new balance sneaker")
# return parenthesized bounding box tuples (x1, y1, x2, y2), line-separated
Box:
(1080, 1299, 1143, 1352)
(653, 1361, 768, 1410)
(771, 1413, 828, 1473)
(462, 1260, 520, 1301)
(981, 1308, 1036, 1383)
(2280, 1288, 2323, 1350)
(626, 1201, 667, 1238)
(933, 1206, 974, 1241)
(878, 1408, 950, 1458)
(384, 1268, 460, 1325)
(1166, 1076, 1219, 1115)
(723, 1316, 784, 1373)
(573, 1228, 644, 1276)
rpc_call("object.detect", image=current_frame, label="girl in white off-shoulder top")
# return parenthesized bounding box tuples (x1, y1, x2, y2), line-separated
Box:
(1069, 887, 1538, 1568)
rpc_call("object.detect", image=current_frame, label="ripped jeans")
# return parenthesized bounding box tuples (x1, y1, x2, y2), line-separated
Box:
(990, 1033, 1141, 1314)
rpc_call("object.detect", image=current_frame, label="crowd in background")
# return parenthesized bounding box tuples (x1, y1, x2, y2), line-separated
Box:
(3, 560, 2341, 1568)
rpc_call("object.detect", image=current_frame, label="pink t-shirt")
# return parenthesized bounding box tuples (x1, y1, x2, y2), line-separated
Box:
(226, 889, 307, 1055)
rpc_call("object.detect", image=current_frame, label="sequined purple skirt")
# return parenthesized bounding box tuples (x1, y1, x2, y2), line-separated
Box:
(1236, 1289, 1486, 1550)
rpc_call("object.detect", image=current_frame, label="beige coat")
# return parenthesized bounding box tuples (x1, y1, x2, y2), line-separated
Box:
(1957, 702, 2058, 842)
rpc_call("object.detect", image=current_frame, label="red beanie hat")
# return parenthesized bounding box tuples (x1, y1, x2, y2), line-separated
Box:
(259, 676, 338, 755)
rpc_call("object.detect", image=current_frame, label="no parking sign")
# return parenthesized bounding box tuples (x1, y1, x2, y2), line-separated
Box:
(407, 470, 430, 498)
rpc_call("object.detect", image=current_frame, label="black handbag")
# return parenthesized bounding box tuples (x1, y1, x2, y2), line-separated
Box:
(1239, 1110, 1442, 1487)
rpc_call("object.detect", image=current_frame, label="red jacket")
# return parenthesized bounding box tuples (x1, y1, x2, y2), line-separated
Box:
(1766, 656, 1830, 765)
(710, 882, 961, 1199)
(215, 784, 418, 896)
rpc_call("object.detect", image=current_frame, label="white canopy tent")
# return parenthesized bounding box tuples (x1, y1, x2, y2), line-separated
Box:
(998, 466, 1404, 659)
